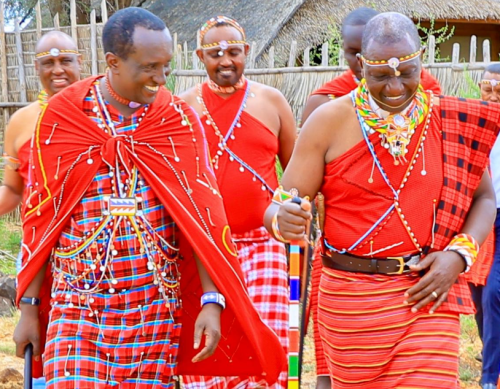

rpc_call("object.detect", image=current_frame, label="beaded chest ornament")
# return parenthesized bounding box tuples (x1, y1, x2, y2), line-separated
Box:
(354, 79, 429, 165)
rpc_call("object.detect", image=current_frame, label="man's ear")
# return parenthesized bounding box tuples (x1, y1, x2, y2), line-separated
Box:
(105, 52, 121, 74)
(244, 43, 250, 57)
(356, 53, 365, 79)
(196, 48, 204, 63)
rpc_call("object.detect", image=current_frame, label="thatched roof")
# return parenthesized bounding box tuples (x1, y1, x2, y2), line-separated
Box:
(143, 0, 305, 58)
(264, 0, 500, 66)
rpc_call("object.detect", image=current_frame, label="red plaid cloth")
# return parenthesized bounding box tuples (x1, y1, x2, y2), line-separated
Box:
(423, 96, 500, 313)
(183, 227, 288, 389)
(466, 229, 495, 286)
(310, 246, 329, 376)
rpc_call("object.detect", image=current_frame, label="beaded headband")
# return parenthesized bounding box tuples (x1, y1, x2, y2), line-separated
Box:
(35, 48, 80, 59)
(199, 16, 246, 56)
(481, 79, 500, 88)
(361, 49, 422, 76)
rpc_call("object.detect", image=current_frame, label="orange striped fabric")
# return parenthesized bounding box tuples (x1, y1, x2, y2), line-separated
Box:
(318, 267, 460, 389)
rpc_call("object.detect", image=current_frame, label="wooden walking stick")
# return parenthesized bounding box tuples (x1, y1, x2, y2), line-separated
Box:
(24, 343, 33, 389)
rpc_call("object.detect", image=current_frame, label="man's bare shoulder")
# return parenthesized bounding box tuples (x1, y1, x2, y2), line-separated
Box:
(250, 81, 285, 101)
(307, 94, 354, 128)
(7, 102, 40, 132)
(178, 86, 198, 106)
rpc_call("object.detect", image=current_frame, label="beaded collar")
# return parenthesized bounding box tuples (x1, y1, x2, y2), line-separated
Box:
(207, 75, 246, 94)
(354, 79, 429, 165)
(105, 72, 142, 109)
(38, 90, 49, 107)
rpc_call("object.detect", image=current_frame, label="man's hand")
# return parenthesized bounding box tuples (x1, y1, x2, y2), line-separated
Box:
(13, 306, 41, 361)
(276, 198, 312, 243)
(192, 303, 222, 363)
(404, 251, 466, 314)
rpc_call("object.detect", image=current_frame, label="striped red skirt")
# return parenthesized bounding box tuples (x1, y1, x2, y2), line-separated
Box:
(318, 267, 460, 389)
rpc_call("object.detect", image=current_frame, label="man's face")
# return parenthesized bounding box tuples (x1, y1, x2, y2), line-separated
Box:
(479, 71, 500, 103)
(112, 26, 173, 105)
(342, 24, 364, 81)
(197, 26, 248, 87)
(35, 40, 81, 96)
(360, 38, 421, 113)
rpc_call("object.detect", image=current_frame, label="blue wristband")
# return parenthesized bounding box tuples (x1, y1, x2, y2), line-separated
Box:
(201, 292, 226, 310)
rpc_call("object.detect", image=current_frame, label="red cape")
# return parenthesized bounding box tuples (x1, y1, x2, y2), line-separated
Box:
(311, 69, 442, 97)
(17, 76, 286, 382)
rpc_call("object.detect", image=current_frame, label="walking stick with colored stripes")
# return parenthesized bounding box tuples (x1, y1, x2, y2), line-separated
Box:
(24, 344, 33, 389)
(288, 196, 310, 389)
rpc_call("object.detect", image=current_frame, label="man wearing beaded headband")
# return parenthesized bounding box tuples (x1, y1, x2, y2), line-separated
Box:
(264, 12, 499, 388)
(181, 15, 296, 389)
(13, 8, 286, 389)
(1, 31, 81, 218)
(301, 7, 441, 125)
(300, 8, 442, 389)
(466, 63, 500, 389)
(2, 30, 81, 389)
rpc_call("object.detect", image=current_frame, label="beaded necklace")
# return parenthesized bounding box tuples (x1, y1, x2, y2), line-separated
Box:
(354, 79, 429, 165)
(197, 81, 273, 193)
(38, 90, 49, 107)
(323, 90, 434, 256)
(105, 72, 142, 109)
(207, 75, 246, 94)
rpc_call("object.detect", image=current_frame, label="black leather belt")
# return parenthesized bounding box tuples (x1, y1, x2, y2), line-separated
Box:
(321, 251, 421, 275)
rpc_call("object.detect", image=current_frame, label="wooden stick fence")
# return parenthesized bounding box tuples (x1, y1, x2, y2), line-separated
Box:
(0, 1, 495, 146)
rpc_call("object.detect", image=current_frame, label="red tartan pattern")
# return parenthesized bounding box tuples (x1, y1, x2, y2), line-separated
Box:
(424, 96, 500, 313)
(466, 230, 495, 286)
(183, 227, 288, 389)
(310, 246, 329, 376)
(43, 89, 181, 388)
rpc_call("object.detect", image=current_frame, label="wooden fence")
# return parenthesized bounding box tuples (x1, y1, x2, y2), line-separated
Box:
(0, 1, 495, 149)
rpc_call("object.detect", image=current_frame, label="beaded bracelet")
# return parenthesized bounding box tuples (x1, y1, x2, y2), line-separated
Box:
(271, 210, 289, 243)
(272, 186, 298, 205)
(444, 233, 480, 273)
(201, 292, 226, 310)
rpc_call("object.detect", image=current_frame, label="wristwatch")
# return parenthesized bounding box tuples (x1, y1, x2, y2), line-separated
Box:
(20, 297, 41, 306)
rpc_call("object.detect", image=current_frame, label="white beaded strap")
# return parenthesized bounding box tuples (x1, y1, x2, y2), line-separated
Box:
(201, 292, 226, 310)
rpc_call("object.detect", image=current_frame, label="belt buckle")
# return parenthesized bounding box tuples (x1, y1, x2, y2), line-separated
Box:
(386, 256, 405, 275)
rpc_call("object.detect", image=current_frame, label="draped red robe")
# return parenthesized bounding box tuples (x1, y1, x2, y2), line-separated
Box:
(16, 76, 286, 382)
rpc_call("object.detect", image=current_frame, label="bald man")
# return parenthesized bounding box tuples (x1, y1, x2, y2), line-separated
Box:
(265, 12, 499, 388)
(1, 31, 81, 216)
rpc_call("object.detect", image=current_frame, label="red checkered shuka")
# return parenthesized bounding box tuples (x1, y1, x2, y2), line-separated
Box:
(423, 96, 500, 313)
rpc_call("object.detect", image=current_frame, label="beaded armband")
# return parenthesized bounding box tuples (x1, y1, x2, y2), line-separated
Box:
(444, 233, 480, 273)
(201, 292, 226, 310)
(2, 153, 20, 171)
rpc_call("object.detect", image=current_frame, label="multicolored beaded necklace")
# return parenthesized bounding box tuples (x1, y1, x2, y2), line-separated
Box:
(354, 79, 429, 165)
(38, 89, 49, 107)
